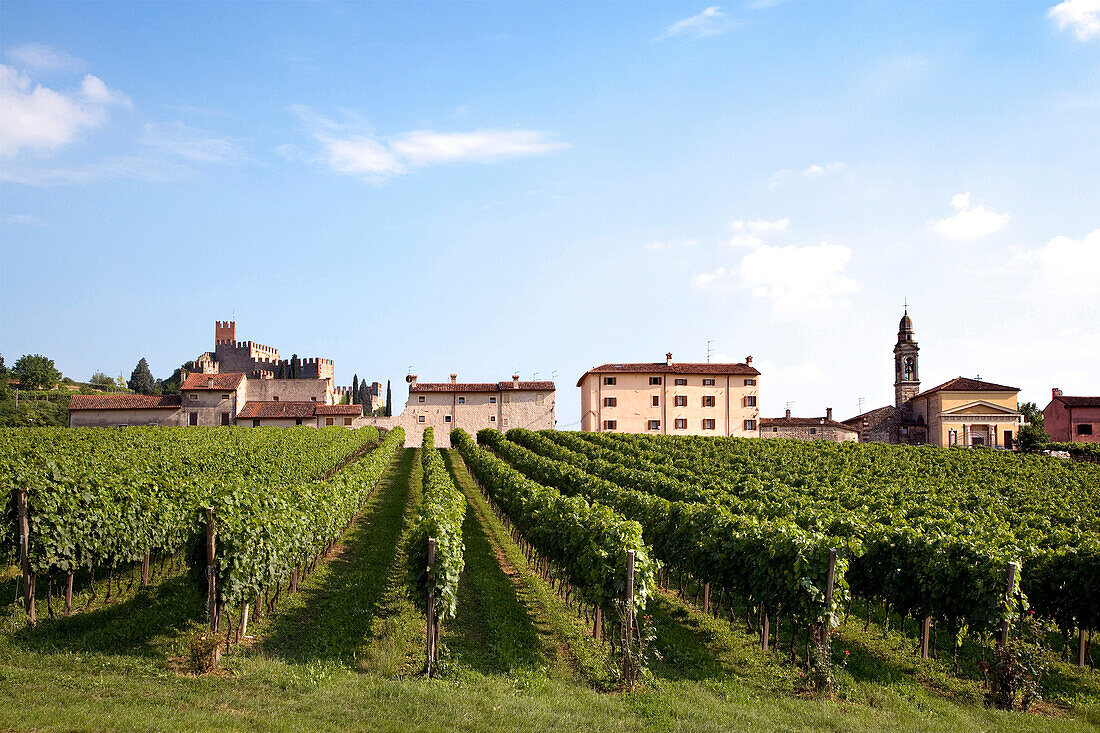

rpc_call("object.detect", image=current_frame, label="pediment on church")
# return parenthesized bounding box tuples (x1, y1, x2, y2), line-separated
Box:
(940, 400, 1021, 416)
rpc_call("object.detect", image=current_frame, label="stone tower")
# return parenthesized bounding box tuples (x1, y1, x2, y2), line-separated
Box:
(893, 309, 920, 407)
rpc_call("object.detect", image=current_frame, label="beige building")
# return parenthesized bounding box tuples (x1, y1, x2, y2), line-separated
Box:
(760, 408, 859, 442)
(577, 353, 761, 436)
(843, 312, 1022, 448)
(365, 374, 556, 447)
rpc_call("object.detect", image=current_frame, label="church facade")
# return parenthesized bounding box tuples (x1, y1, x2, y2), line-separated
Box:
(843, 312, 1023, 449)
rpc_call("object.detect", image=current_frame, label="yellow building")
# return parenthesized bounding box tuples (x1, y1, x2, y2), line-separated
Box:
(843, 312, 1023, 448)
(578, 352, 760, 436)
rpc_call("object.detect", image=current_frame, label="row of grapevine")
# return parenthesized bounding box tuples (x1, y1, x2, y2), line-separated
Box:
(405, 428, 467, 671)
(491, 429, 845, 631)
(211, 426, 404, 615)
(451, 428, 653, 613)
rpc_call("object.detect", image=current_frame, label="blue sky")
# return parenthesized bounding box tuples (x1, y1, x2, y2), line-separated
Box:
(2, 1, 1098, 427)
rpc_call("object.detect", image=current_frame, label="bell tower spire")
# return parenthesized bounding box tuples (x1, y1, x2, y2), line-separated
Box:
(894, 307, 920, 406)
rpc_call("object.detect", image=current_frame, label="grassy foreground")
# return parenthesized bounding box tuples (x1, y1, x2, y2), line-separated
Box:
(0, 447, 1097, 732)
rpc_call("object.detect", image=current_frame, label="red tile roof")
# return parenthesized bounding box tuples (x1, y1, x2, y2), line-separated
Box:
(314, 404, 363, 416)
(914, 376, 1019, 398)
(237, 401, 317, 419)
(1052, 395, 1100, 408)
(577, 362, 759, 386)
(410, 381, 556, 393)
(181, 372, 245, 391)
(69, 394, 182, 411)
(760, 416, 859, 431)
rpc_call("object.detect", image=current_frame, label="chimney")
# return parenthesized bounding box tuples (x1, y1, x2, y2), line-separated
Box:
(1052, 387, 1063, 398)
(512, 374, 520, 388)
(745, 355, 753, 365)
(180, 368, 189, 386)
(826, 407, 833, 421)
(450, 374, 457, 384)
(406, 374, 418, 388)
(207, 377, 214, 389)
(666, 352, 673, 366)
(785, 408, 791, 418)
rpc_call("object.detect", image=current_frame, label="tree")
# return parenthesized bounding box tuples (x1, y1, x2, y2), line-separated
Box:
(359, 382, 369, 410)
(0, 355, 9, 400)
(1016, 401, 1049, 453)
(128, 357, 155, 394)
(159, 361, 194, 395)
(289, 354, 300, 380)
(385, 380, 392, 417)
(12, 354, 62, 390)
(0, 354, 7, 378)
(89, 371, 115, 388)
(352, 374, 360, 404)
(276, 361, 285, 379)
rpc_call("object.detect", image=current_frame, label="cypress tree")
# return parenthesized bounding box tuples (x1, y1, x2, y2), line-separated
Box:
(276, 361, 285, 379)
(385, 380, 392, 417)
(289, 354, 299, 379)
(360, 383, 369, 410)
(352, 374, 359, 404)
(128, 357, 156, 394)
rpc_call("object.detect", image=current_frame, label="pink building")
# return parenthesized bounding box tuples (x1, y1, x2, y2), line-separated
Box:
(1043, 388, 1100, 443)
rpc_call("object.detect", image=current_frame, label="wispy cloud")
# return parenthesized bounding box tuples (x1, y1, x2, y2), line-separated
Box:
(691, 266, 728, 289)
(657, 6, 732, 40)
(0, 64, 131, 158)
(738, 241, 858, 314)
(646, 238, 698, 251)
(138, 121, 246, 163)
(290, 106, 567, 181)
(1048, 0, 1100, 41)
(802, 161, 844, 177)
(0, 156, 198, 185)
(729, 218, 789, 248)
(934, 193, 1009, 241)
(2, 214, 47, 227)
(5, 43, 84, 72)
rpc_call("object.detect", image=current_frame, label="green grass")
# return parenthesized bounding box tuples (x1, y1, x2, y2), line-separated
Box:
(1, 448, 1098, 731)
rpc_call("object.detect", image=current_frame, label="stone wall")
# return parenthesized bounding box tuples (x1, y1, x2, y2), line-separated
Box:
(760, 425, 857, 442)
(69, 409, 183, 427)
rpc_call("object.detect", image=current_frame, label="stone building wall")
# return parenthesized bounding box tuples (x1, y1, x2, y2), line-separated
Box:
(69, 408, 183, 427)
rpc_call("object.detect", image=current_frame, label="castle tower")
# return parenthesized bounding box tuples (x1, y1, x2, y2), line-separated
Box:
(215, 320, 236, 345)
(893, 309, 920, 406)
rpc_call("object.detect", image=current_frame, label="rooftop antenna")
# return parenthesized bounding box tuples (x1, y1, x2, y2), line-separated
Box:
(857, 397, 865, 414)
(706, 340, 714, 363)
(785, 400, 794, 412)
(407, 365, 414, 375)
(551, 370, 559, 380)
(903, 297, 908, 314)
(533, 371, 540, 380)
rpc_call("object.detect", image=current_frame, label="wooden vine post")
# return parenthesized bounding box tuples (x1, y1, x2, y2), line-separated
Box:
(1000, 562, 1018, 647)
(205, 507, 217, 632)
(140, 552, 150, 588)
(426, 538, 437, 676)
(625, 550, 636, 648)
(760, 611, 769, 652)
(818, 548, 837, 646)
(15, 488, 35, 626)
(703, 582, 711, 614)
(921, 615, 932, 659)
(1080, 628, 1088, 669)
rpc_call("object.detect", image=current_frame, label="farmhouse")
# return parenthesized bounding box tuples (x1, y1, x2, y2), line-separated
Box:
(577, 353, 760, 436)
(760, 408, 859, 442)
(1043, 389, 1100, 443)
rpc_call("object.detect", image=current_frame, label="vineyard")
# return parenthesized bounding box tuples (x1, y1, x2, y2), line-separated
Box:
(1, 426, 1099, 731)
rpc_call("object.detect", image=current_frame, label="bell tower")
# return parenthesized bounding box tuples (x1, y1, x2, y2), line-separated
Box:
(893, 308, 920, 406)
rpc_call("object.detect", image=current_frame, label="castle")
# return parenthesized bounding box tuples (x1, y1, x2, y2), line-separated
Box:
(193, 321, 334, 380)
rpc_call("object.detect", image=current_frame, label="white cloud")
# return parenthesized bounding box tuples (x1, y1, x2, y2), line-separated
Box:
(2, 214, 47, 227)
(658, 6, 730, 40)
(737, 242, 858, 314)
(802, 161, 844, 177)
(1048, 0, 1100, 41)
(139, 121, 245, 163)
(691, 267, 728, 290)
(5, 43, 84, 72)
(0, 65, 130, 158)
(1015, 228, 1100, 293)
(291, 107, 566, 180)
(645, 239, 698, 251)
(933, 193, 1009, 241)
(729, 218, 789, 247)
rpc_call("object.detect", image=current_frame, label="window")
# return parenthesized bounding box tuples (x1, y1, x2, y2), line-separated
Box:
(1079, 424, 1094, 435)
(418, 415, 426, 423)
(810, 427, 817, 435)
(604, 397, 617, 407)
(703, 419, 715, 430)
(503, 418, 510, 427)
(772, 427, 779, 433)
(221, 394, 230, 400)
(252, 419, 260, 428)
(188, 393, 198, 402)
(490, 397, 497, 404)
(536, 393, 544, 404)
(272, 396, 279, 402)
(675, 395, 687, 407)
(703, 378, 715, 386)
(221, 412, 230, 426)
(651, 395, 660, 407)
(647, 420, 661, 430)
(419, 395, 426, 403)
(295, 419, 303, 426)
(744, 419, 756, 431)
(603, 420, 617, 430)
(490, 415, 496, 422)
(649, 377, 662, 385)
(745, 378, 756, 386)
(188, 412, 198, 426)
(702, 396, 715, 407)
(444, 415, 452, 423)
(117, 424, 129, 428)
(745, 396, 757, 407)
(310, 396, 316, 401)
(675, 378, 687, 386)
(675, 418, 687, 429)
(326, 417, 335, 426)
(902, 426, 909, 435)
(604, 376, 617, 386)
(503, 394, 511, 403)
(458, 397, 466, 404)
(344, 417, 353, 426)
